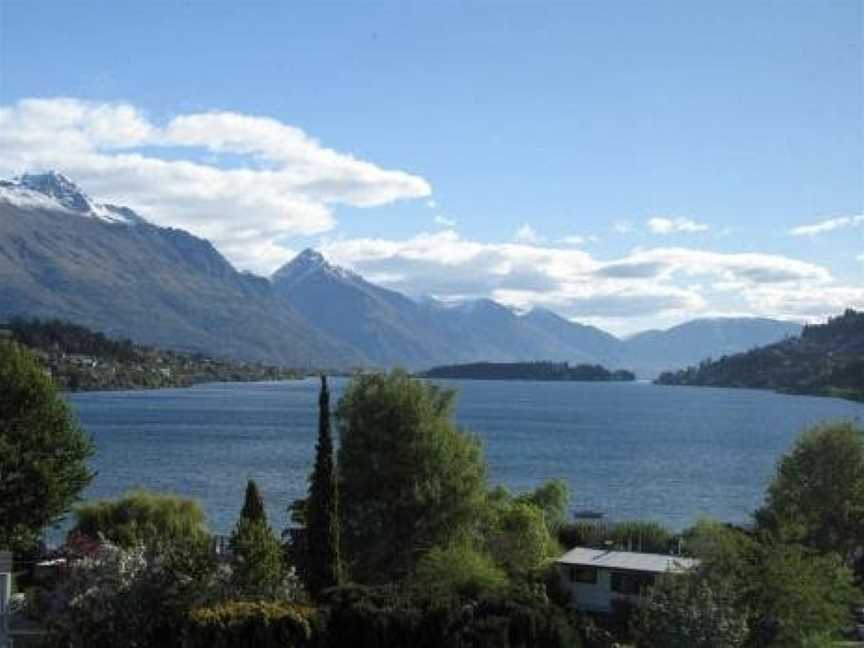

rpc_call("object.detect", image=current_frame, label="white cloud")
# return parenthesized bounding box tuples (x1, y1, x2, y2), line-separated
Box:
(319, 230, 856, 323)
(647, 216, 709, 234)
(514, 224, 543, 244)
(613, 220, 634, 234)
(789, 214, 864, 237)
(858, 252, 864, 263)
(426, 199, 437, 209)
(434, 214, 457, 227)
(0, 97, 431, 274)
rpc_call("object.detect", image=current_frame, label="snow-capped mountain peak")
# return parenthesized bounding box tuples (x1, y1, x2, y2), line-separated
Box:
(19, 171, 93, 212)
(271, 248, 360, 286)
(0, 171, 147, 225)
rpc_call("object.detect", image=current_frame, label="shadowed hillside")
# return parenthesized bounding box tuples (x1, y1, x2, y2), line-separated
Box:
(656, 309, 864, 401)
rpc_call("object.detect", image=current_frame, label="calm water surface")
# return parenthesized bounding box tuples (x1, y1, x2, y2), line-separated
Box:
(67, 379, 864, 534)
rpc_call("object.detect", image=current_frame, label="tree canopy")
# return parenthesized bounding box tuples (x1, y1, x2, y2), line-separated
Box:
(0, 341, 94, 551)
(755, 421, 864, 570)
(336, 370, 488, 582)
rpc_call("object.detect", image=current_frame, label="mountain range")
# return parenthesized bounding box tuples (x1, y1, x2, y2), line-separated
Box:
(0, 172, 804, 375)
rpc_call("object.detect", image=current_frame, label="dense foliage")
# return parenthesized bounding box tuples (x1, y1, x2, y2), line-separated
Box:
(41, 539, 218, 648)
(72, 490, 209, 549)
(631, 575, 748, 648)
(0, 341, 94, 552)
(682, 516, 860, 646)
(657, 309, 864, 401)
(755, 420, 864, 581)
(319, 585, 582, 648)
(186, 601, 315, 648)
(2, 317, 301, 392)
(422, 361, 635, 382)
(336, 370, 489, 582)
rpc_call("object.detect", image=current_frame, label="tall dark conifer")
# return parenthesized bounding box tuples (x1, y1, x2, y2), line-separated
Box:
(304, 375, 342, 596)
(240, 478, 267, 524)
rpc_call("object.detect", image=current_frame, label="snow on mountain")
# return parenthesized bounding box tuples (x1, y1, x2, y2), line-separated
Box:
(0, 171, 147, 225)
(271, 248, 360, 287)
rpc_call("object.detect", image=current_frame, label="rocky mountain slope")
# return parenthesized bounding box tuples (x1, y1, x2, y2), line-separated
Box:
(0, 173, 361, 367)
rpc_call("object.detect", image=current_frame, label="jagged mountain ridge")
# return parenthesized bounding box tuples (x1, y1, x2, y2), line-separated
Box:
(0, 173, 804, 372)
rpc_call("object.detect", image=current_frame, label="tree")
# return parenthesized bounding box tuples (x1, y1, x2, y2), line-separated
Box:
(0, 341, 94, 551)
(487, 499, 558, 576)
(336, 370, 488, 582)
(755, 421, 864, 572)
(240, 479, 266, 525)
(684, 520, 858, 648)
(229, 484, 291, 600)
(304, 375, 342, 596)
(515, 479, 570, 532)
(72, 490, 209, 549)
(229, 518, 289, 599)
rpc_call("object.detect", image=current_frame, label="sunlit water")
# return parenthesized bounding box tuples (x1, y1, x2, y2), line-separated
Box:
(65, 379, 864, 535)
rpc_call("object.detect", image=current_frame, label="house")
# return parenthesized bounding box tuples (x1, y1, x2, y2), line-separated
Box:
(557, 546, 699, 613)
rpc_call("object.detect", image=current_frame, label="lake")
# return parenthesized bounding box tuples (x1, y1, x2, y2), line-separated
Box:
(66, 379, 864, 535)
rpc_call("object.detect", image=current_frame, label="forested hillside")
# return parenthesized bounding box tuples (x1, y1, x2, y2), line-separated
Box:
(656, 309, 864, 401)
(2, 318, 301, 391)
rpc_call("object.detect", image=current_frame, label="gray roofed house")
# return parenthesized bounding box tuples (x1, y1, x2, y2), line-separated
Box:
(557, 546, 699, 613)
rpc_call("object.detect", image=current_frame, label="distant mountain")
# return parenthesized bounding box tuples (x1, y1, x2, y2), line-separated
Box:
(657, 310, 864, 401)
(0, 172, 812, 373)
(623, 317, 802, 377)
(0, 173, 361, 367)
(271, 251, 628, 368)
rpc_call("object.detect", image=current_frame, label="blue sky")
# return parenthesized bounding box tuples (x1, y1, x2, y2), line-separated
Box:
(1, 1, 861, 333)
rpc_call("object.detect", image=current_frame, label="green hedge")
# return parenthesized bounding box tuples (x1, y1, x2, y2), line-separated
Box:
(185, 601, 315, 648)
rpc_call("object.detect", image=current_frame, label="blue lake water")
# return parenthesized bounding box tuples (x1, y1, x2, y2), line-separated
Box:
(66, 379, 864, 535)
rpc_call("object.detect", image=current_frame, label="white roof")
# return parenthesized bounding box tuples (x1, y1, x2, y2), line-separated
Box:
(557, 546, 699, 574)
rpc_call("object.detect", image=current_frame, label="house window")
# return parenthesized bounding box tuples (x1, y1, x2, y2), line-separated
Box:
(610, 572, 652, 595)
(568, 566, 597, 584)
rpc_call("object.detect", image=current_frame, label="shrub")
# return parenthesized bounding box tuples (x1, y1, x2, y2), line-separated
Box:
(72, 490, 208, 549)
(415, 542, 508, 598)
(185, 600, 315, 648)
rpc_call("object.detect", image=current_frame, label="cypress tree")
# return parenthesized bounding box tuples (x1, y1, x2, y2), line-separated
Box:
(240, 478, 267, 524)
(304, 375, 342, 596)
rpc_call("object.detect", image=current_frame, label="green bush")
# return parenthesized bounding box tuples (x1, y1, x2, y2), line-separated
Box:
(72, 490, 208, 548)
(416, 542, 508, 598)
(186, 601, 315, 648)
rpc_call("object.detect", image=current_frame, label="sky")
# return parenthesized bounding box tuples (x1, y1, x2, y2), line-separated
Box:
(0, 0, 861, 335)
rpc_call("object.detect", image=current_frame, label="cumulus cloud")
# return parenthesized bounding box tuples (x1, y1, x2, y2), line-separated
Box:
(613, 220, 634, 234)
(318, 230, 856, 323)
(789, 214, 864, 237)
(0, 97, 431, 274)
(434, 214, 457, 228)
(647, 216, 709, 234)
